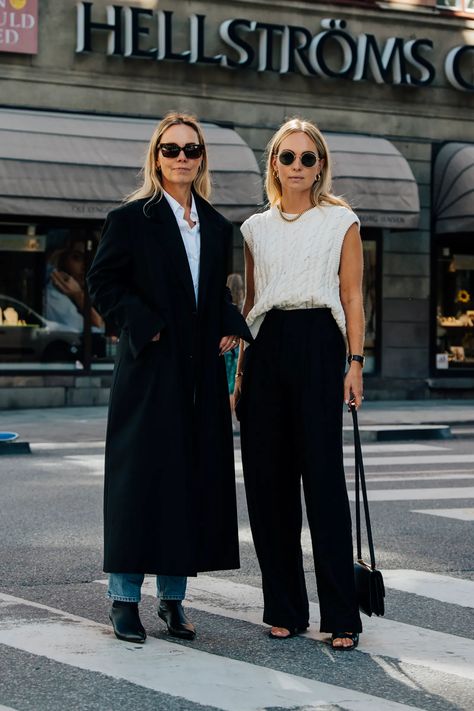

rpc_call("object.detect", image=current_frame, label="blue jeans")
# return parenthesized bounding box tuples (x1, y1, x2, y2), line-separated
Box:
(108, 573, 187, 602)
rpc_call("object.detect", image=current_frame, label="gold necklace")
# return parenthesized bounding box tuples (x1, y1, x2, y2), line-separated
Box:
(277, 203, 313, 223)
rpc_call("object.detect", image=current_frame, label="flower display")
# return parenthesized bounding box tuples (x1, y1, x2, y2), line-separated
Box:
(456, 289, 471, 304)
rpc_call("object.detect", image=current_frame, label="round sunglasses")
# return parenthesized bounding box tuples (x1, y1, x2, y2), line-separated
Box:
(158, 143, 204, 159)
(278, 150, 319, 168)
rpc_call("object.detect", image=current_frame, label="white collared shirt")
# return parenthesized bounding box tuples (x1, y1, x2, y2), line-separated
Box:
(163, 190, 201, 304)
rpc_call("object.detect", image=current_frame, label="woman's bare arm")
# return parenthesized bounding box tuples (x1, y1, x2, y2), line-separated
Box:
(339, 223, 365, 407)
(234, 244, 255, 394)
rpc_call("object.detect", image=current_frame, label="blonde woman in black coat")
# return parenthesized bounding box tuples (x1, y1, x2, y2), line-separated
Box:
(88, 112, 251, 644)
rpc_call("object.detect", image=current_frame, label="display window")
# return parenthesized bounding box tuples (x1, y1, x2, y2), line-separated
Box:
(436, 0, 474, 10)
(0, 220, 380, 374)
(361, 234, 379, 375)
(435, 236, 474, 371)
(0, 221, 116, 372)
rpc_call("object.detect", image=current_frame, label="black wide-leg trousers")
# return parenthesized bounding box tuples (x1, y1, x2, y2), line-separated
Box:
(239, 308, 362, 633)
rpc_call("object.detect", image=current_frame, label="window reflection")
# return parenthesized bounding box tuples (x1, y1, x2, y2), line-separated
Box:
(45, 233, 103, 333)
(0, 224, 110, 370)
(0, 294, 80, 363)
(436, 0, 462, 7)
(436, 241, 474, 370)
(362, 236, 378, 374)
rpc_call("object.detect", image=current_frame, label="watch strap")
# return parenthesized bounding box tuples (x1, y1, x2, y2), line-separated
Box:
(348, 354, 365, 366)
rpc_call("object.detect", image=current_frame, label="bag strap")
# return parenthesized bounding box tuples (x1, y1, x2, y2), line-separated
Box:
(351, 403, 377, 570)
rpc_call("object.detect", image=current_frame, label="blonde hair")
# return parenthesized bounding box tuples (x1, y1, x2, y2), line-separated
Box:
(125, 111, 211, 207)
(265, 118, 349, 209)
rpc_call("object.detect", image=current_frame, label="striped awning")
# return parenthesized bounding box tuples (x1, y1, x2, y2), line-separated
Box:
(433, 142, 474, 234)
(0, 108, 263, 223)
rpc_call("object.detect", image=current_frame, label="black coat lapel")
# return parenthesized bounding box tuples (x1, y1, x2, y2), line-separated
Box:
(195, 196, 222, 313)
(147, 196, 196, 307)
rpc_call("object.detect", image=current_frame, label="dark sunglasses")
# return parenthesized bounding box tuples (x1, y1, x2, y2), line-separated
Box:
(278, 150, 319, 168)
(158, 143, 204, 159)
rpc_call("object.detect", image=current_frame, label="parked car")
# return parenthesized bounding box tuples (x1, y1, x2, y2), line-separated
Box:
(0, 294, 81, 363)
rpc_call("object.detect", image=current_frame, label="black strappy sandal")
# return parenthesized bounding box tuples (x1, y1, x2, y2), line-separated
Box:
(269, 626, 306, 640)
(331, 632, 359, 651)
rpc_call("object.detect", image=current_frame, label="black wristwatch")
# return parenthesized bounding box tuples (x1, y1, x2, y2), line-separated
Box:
(347, 354, 365, 367)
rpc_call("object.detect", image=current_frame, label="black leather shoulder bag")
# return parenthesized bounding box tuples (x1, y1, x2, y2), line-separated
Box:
(351, 404, 386, 617)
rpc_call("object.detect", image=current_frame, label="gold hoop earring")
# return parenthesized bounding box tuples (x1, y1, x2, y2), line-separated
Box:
(273, 171, 280, 182)
(314, 173, 320, 183)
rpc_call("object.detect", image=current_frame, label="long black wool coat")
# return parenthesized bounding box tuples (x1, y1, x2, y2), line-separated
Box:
(87, 194, 252, 575)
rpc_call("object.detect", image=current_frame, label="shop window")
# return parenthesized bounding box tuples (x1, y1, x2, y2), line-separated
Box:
(362, 236, 378, 374)
(436, 0, 461, 7)
(0, 223, 113, 371)
(435, 239, 474, 371)
(436, 0, 474, 9)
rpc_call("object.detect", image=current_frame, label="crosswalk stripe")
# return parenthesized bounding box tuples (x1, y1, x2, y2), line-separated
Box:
(344, 454, 474, 467)
(412, 508, 474, 522)
(62, 453, 474, 479)
(32, 442, 105, 450)
(234, 444, 450, 458)
(32, 442, 449, 454)
(53, 452, 474, 505)
(347, 487, 474, 501)
(236, 456, 474, 473)
(0, 593, 423, 711)
(344, 444, 449, 453)
(95, 574, 474, 682)
(382, 570, 474, 607)
(346, 473, 474, 482)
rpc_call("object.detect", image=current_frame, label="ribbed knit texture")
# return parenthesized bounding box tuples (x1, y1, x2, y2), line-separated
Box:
(241, 204, 360, 341)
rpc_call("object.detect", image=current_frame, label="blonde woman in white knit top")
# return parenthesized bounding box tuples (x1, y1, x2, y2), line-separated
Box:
(235, 119, 364, 651)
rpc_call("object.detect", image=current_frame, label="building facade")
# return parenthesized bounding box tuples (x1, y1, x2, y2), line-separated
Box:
(0, 0, 473, 406)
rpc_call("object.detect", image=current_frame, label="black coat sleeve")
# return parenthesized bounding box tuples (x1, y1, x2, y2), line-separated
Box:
(87, 208, 165, 359)
(221, 223, 253, 343)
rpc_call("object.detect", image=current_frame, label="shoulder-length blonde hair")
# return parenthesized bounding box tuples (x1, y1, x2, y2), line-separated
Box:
(125, 111, 211, 206)
(265, 118, 349, 209)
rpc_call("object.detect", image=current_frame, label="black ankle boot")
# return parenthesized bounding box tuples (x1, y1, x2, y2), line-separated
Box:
(158, 600, 195, 640)
(109, 601, 146, 643)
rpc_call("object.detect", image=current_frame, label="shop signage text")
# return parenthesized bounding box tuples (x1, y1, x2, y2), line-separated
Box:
(76, 2, 474, 92)
(0, 0, 38, 55)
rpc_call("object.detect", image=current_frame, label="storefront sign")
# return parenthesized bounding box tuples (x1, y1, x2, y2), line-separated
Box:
(0, 0, 38, 54)
(76, 3, 474, 92)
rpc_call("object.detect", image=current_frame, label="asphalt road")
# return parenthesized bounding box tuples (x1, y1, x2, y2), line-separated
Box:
(0, 407, 473, 711)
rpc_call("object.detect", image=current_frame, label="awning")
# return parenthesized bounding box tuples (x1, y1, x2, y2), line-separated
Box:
(433, 142, 474, 234)
(0, 108, 263, 223)
(327, 134, 420, 229)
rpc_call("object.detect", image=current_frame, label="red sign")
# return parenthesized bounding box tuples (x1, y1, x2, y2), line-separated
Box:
(0, 0, 38, 54)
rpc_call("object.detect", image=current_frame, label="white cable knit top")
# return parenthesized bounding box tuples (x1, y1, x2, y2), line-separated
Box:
(241, 204, 360, 341)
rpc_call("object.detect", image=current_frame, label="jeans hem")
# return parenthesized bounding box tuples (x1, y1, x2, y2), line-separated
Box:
(159, 596, 185, 601)
(107, 593, 141, 603)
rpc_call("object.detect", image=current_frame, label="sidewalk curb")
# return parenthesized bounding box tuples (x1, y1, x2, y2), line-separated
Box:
(0, 441, 31, 455)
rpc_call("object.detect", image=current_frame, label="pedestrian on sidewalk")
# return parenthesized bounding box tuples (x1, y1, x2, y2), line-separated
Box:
(234, 118, 364, 650)
(87, 112, 252, 644)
